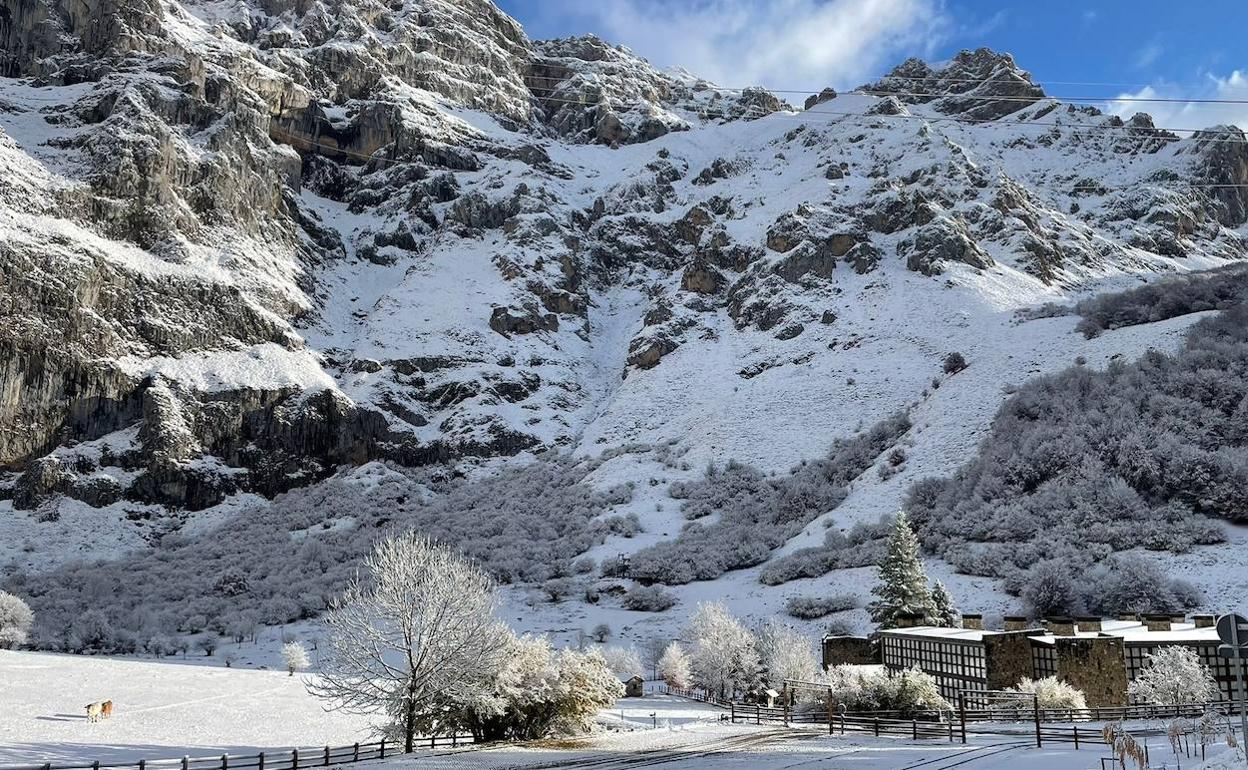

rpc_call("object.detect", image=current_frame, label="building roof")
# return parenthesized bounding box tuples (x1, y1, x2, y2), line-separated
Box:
(879, 619, 1222, 646)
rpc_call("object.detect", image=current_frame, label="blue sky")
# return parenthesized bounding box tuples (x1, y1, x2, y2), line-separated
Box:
(496, 0, 1248, 129)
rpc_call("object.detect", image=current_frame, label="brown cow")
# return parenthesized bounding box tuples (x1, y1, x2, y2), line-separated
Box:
(85, 702, 103, 723)
(101, 700, 113, 719)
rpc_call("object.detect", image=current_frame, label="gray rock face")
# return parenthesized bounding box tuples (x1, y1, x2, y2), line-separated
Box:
(866, 48, 1045, 120)
(0, 0, 1243, 528)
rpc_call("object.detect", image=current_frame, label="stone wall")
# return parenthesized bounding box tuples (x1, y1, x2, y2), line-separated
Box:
(822, 636, 876, 668)
(1055, 636, 1128, 707)
(983, 631, 1036, 690)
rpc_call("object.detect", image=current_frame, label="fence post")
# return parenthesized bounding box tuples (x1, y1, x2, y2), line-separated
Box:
(430, 736, 435, 750)
(379, 740, 385, 760)
(958, 693, 967, 745)
(1073, 725, 1079, 750)
(948, 721, 954, 743)
(94, 762, 100, 770)
(874, 717, 880, 737)
(222, 754, 228, 770)
(259, 752, 265, 770)
(323, 746, 329, 767)
(292, 748, 299, 770)
(1033, 694, 1042, 748)
(352, 744, 359, 762)
(183, 756, 189, 770)
(139, 761, 146, 770)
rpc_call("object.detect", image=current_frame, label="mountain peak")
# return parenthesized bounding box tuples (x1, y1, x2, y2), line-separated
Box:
(866, 47, 1046, 120)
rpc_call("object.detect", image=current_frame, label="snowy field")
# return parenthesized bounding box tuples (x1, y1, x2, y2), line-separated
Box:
(0, 651, 373, 766)
(5, 654, 1240, 770)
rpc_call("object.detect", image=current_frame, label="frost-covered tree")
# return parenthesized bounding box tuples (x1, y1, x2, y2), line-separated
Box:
(1128, 646, 1219, 706)
(687, 602, 760, 699)
(308, 532, 511, 752)
(641, 636, 669, 680)
(444, 635, 623, 741)
(869, 512, 934, 628)
(590, 623, 611, 643)
(602, 646, 643, 678)
(929, 581, 958, 628)
(0, 591, 33, 649)
(282, 641, 310, 676)
(756, 620, 818, 687)
(1010, 677, 1088, 711)
(658, 642, 691, 689)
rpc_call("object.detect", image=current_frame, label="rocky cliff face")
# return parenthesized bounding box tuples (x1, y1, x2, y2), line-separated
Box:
(0, 0, 1245, 540)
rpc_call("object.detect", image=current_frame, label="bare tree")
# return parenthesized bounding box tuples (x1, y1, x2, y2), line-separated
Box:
(308, 532, 510, 753)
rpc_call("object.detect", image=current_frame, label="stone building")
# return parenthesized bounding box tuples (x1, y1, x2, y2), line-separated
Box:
(868, 614, 1242, 708)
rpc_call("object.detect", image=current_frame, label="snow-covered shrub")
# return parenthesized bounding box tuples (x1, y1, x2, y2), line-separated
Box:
(1128, 646, 1219, 706)
(784, 594, 859, 620)
(0, 591, 33, 649)
(1021, 559, 1081, 617)
(687, 602, 760, 699)
(659, 642, 691, 689)
(1009, 677, 1088, 711)
(942, 352, 968, 374)
(282, 641, 310, 676)
(907, 305, 1248, 580)
(631, 413, 910, 585)
(622, 585, 676, 612)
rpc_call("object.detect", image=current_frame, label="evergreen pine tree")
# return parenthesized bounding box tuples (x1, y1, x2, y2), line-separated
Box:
(930, 580, 958, 627)
(868, 512, 935, 628)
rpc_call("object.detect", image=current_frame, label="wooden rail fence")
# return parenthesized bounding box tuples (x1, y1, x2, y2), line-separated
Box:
(0, 736, 477, 770)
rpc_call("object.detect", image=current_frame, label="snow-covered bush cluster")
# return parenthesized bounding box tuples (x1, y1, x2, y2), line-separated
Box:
(7, 458, 634, 651)
(629, 413, 910, 585)
(621, 585, 677, 612)
(907, 306, 1248, 586)
(783, 594, 860, 620)
(759, 518, 890, 585)
(821, 664, 952, 715)
(1073, 265, 1248, 338)
(1019, 554, 1200, 617)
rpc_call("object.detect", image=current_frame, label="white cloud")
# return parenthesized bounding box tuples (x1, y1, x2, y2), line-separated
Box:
(531, 0, 951, 91)
(1107, 71, 1248, 133)
(1133, 43, 1163, 70)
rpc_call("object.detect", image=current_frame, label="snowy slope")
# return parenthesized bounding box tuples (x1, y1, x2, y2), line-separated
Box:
(2, 0, 1247, 640)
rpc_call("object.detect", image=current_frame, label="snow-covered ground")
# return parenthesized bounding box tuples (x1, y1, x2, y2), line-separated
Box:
(0, 650, 373, 765)
(5, 653, 1241, 770)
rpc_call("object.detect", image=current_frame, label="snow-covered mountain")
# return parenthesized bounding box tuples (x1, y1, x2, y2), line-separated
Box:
(2, 0, 1247, 642)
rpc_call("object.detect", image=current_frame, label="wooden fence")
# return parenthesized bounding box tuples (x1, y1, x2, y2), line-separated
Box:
(731, 700, 1244, 751)
(0, 736, 477, 770)
(656, 684, 732, 708)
